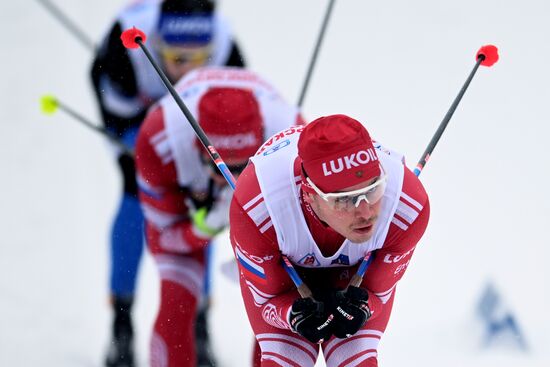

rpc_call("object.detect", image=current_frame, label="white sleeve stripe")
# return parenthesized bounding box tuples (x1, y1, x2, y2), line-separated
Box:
(375, 288, 393, 297)
(374, 286, 395, 304)
(243, 193, 263, 210)
(377, 293, 393, 304)
(395, 201, 419, 224)
(150, 130, 167, 145)
(375, 285, 395, 298)
(391, 217, 408, 231)
(401, 192, 423, 210)
(248, 287, 271, 306)
(247, 201, 270, 226)
(245, 280, 275, 298)
(245, 285, 274, 306)
(260, 220, 273, 233)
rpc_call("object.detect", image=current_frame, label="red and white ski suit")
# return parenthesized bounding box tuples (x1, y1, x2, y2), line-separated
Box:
(230, 127, 430, 366)
(135, 67, 302, 367)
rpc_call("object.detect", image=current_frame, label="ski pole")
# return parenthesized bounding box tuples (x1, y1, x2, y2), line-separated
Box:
(297, 0, 336, 108)
(348, 44, 500, 288)
(120, 27, 314, 298)
(413, 44, 499, 176)
(40, 95, 133, 155)
(35, 0, 95, 51)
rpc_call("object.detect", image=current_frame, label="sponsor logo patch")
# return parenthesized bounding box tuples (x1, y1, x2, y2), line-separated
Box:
(322, 149, 378, 176)
(298, 253, 320, 267)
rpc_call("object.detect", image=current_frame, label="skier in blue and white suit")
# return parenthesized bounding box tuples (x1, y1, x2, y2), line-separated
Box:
(90, 1, 246, 366)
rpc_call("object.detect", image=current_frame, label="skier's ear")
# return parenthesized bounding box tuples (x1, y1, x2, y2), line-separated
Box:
(302, 190, 315, 205)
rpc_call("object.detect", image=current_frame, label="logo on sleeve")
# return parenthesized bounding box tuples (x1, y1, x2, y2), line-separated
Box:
(383, 247, 415, 264)
(234, 242, 267, 284)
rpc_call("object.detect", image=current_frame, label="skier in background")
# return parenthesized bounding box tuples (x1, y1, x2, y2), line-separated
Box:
(230, 115, 430, 366)
(135, 66, 304, 367)
(89, 0, 246, 366)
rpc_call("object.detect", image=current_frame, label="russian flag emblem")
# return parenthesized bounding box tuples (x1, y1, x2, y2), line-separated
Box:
(235, 247, 267, 284)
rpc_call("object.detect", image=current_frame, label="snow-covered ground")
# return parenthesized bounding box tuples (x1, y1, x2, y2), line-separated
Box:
(1, 0, 548, 366)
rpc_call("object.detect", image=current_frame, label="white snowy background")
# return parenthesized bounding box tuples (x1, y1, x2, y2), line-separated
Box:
(1, 0, 548, 366)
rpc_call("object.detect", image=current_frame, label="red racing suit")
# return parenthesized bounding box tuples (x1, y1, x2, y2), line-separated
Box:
(230, 127, 430, 367)
(135, 67, 303, 367)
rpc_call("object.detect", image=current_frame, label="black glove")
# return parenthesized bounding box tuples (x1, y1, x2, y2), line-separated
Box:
(288, 297, 333, 344)
(329, 286, 372, 339)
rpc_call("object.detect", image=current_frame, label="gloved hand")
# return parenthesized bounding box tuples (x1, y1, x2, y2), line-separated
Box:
(329, 286, 372, 339)
(288, 297, 333, 344)
(191, 184, 233, 238)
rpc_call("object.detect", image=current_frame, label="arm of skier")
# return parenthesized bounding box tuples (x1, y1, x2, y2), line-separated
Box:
(135, 106, 214, 254)
(229, 165, 301, 330)
(90, 21, 148, 136)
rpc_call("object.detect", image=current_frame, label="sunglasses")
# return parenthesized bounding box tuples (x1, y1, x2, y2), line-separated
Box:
(304, 165, 387, 211)
(160, 45, 211, 66)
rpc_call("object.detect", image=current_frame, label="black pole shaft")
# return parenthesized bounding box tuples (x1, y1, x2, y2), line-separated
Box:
(297, 0, 336, 107)
(134, 36, 313, 297)
(56, 100, 133, 154)
(414, 55, 485, 175)
(135, 38, 236, 187)
(351, 54, 487, 289)
(36, 0, 95, 51)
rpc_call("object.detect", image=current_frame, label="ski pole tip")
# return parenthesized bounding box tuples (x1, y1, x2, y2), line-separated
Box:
(121, 27, 147, 49)
(476, 45, 499, 67)
(40, 95, 58, 115)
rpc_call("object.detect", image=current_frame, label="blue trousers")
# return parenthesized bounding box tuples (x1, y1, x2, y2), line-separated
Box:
(110, 192, 144, 297)
(110, 128, 143, 297)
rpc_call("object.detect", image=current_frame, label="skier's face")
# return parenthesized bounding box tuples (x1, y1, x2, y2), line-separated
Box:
(160, 44, 211, 83)
(305, 177, 383, 243)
